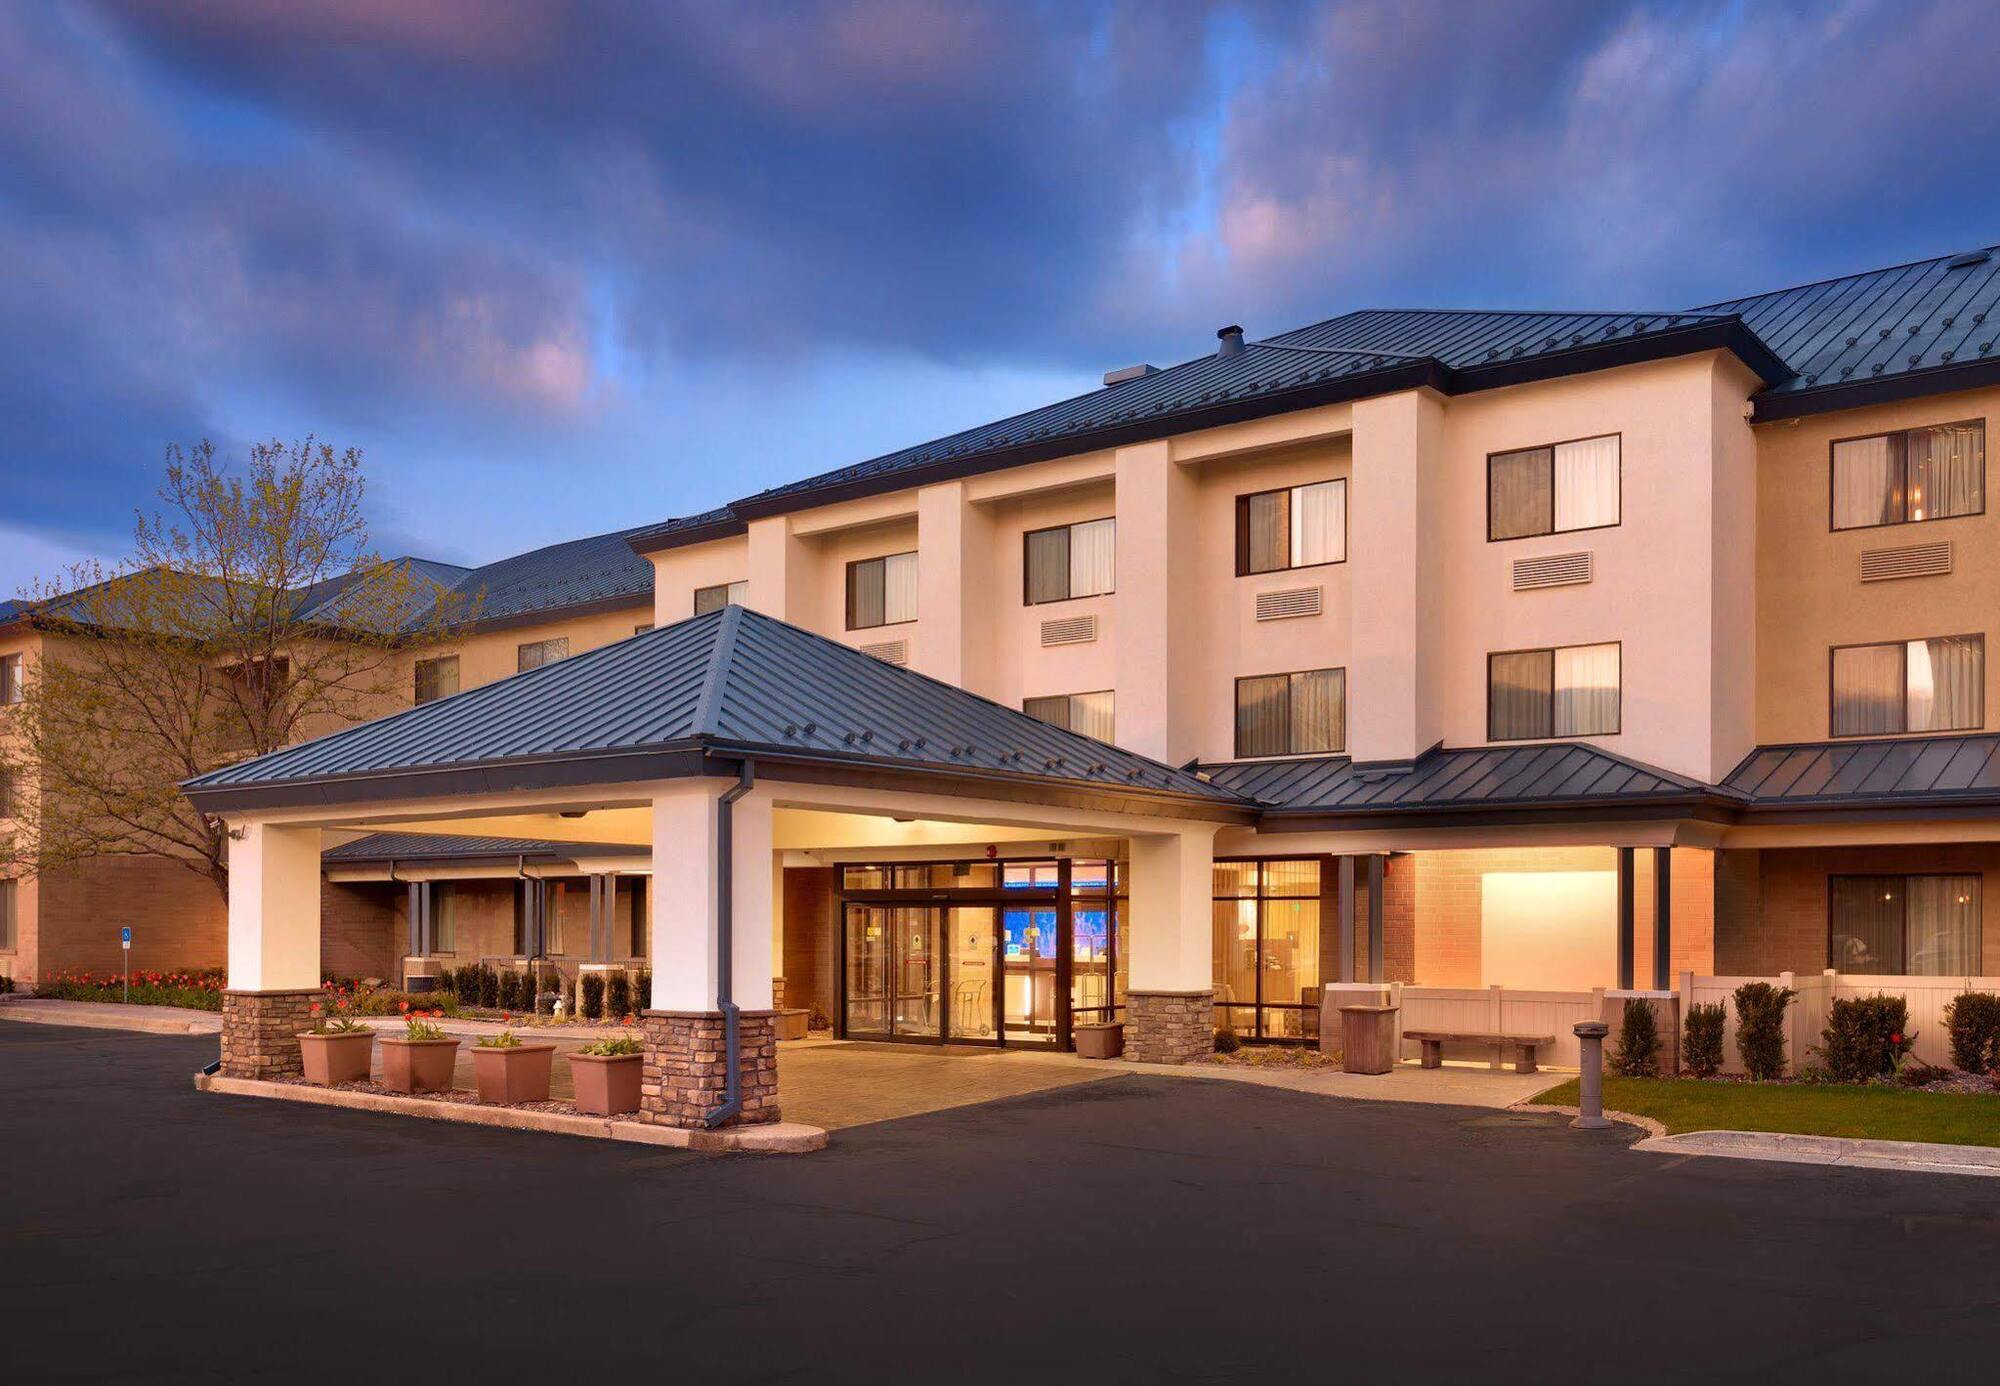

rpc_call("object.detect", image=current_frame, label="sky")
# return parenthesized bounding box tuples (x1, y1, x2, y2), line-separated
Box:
(3, 0, 1999, 593)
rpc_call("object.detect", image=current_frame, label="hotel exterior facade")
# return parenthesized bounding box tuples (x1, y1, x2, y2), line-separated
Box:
(30, 244, 2000, 1120)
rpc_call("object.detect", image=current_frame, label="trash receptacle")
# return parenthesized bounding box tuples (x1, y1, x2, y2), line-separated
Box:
(1338, 1004, 1399, 1075)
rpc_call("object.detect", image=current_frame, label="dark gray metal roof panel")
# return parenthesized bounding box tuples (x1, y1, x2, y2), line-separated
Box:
(445, 526, 655, 625)
(1202, 742, 1709, 812)
(324, 832, 646, 862)
(1721, 734, 2000, 806)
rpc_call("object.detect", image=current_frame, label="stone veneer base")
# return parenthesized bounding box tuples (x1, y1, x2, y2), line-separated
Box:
(221, 989, 321, 1080)
(1125, 990, 1214, 1065)
(638, 1009, 781, 1128)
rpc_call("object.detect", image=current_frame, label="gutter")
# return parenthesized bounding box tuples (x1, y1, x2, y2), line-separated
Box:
(704, 758, 756, 1129)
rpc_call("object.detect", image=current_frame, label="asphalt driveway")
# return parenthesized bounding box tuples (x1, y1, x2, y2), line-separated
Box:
(3, 1022, 1996, 1384)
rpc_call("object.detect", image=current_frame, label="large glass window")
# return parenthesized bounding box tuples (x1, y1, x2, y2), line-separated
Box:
(1024, 518, 1115, 604)
(1212, 858, 1323, 1040)
(1236, 479, 1347, 574)
(517, 638, 569, 672)
(1488, 643, 1620, 740)
(1023, 691, 1114, 742)
(1488, 434, 1620, 541)
(431, 882, 458, 955)
(1831, 635, 1983, 736)
(413, 655, 458, 705)
(1830, 874, 1979, 975)
(0, 653, 21, 704)
(0, 879, 14, 951)
(1832, 421, 1984, 530)
(1235, 668, 1344, 758)
(694, 580, 747, 615)
(846, 552, 918, 630)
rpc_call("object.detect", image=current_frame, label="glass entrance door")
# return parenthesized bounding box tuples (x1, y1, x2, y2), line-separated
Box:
(844, 905, 940, 1040)
(1001, 906, 1058, 1044)
(947, 907, 998, 1041)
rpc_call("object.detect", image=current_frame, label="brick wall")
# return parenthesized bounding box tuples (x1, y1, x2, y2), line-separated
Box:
(322, 881, 398, 981)
(36, 856, 226, 981)
(781, 867, 838, 1023)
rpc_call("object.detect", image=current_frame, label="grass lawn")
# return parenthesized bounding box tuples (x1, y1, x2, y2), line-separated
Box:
(1531, 1076, 2000, 1148)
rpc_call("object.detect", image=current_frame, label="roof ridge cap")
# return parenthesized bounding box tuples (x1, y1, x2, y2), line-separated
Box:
(690, 604, 743, 736)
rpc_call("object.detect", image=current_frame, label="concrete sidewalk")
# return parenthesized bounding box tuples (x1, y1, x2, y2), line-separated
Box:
(0, 997, 221, 1035)
(1635, 1128, 2000, 1178)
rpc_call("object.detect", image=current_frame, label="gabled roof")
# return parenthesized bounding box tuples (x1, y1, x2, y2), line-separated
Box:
(1723, 733, 2000, 810)
(184, 605, 1247, 816)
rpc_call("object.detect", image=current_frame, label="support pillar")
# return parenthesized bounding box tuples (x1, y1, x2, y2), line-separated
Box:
(222, 821, 323, 1079)
(1124, 826, 1216, 1064)
(1616, 847, 1636, 990)
(1367, 854, 1385, 983)
(1652, 846, 1672, 990)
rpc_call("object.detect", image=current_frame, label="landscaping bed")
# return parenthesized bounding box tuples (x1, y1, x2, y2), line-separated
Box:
(1194, 1045, 1343, 1071)
(1531, 1075, 2000, 1148)
(33, 969, 226, 1011)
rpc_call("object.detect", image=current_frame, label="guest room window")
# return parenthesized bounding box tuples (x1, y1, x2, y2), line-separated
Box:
(1488, 643, 1621, 740)
(694, 580, 747, 615)
(1236, 479, 1346, 574)
(1831, 421, 1984, 530)
(517, 638, 569, 672)
(846, 552, 917, 629)
(0, 879, 15, 951)
(1024, 519, 1115, 603)
(1829, 875, 1979, 975)
(413, 656, 458, 705)
(1023, 691, 1115, 742)
(1831, 635, 1983, 736)
(1235, 669, 1345, 758)
(0, 653, 21, 703)
(1488, 434, 1620, 541)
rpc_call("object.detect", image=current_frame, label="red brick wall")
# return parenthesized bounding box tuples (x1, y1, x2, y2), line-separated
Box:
(35, 856, 226, 981)
(322, 881, 399, 981)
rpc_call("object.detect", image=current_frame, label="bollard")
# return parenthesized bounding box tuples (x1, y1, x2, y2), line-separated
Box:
(1571, 1020, 1612, 1130)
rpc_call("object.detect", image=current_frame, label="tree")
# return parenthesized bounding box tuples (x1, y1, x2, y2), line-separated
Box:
(0, 438, 469, 894)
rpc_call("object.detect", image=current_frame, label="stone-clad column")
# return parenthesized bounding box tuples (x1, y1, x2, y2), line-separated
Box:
(221, 820, 325, 1079)
(637, 1010, 780, 1128)
(220, 989, 320, 1079)
(1123, 826, 1217, 1064)
(1125, 991, 1213, 1065)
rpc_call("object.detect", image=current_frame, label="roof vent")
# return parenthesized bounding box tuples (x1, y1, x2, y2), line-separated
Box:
(1947, 249, 1992, 271)
(1102, 363, 1159, 387)
(1216, 324, 1246, 357)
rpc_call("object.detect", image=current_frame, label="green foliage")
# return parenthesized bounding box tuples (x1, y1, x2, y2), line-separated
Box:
(1732, 981, 1795, 1080)
(403, 1015, 448, 1042)
(1610, 998, 1661, 1077)
(1682, 1001, 1726, 1078)
(0, 973, 13, 994)
(1818, 993, 1914, 1083)
(607, 972, 632, 1018)
(632, 970, 651, 1012)
(580, 972, 605, 1021)
(347, 988, 456, 1017)
(475, 1030, 522, 1049)
(1213, 1027, 1240, 1055)
(477, 965, 500, 1009)
(36, 968, 225, 1012)
(580, 1035, 642, 1058)
(1944, 991, 2000, 1074)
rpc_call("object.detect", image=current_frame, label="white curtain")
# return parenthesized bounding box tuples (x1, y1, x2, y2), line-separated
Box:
(882, 551, 919, 624)
(1289, 668, 1344, 753)
(1832, 643, 1905, 735)
(1907, 423, 1985, 521)
(1907, 635, 1983, 732)
(1906, 875, 1979, 975)
(1553, 643, 1620, 736)
(1069, 519, 1116, 597)
(1070, 690, 1115, 742)
(1832, 435, 1901, 530)
(1553, 435, 1620, 532)
(1291, 480, 1346, 565)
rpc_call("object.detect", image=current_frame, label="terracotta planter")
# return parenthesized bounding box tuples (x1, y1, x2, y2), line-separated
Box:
(569, 1052, 643, 1116)
(297, 1030, 375, 1085)
(471, 1043, 557, 1104)
(773, 1009, 811, 1042)
(1073, 1022, 1124, 1060)
(379, 1037, 462, 1093)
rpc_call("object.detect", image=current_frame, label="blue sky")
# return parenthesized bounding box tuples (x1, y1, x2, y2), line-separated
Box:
(3, 0, 1998, 593)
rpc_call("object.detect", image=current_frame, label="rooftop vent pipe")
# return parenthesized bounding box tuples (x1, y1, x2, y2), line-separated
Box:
(1103, 363, 1159, 386)
(1216, 324, 1246, 357)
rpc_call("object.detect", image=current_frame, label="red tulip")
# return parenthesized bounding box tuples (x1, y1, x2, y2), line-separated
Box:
(398, 1000, 410, 1013)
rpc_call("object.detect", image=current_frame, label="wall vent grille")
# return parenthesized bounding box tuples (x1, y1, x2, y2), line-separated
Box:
(1254, 586, 1323, 621)
(859, 639, 908, 665)
(1512, 551, 1593, 590)
(1860, 540, 1953, 583)
(1040, 615, 1098, 646)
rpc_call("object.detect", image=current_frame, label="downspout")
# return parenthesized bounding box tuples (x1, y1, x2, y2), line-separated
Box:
(704, 758, 756, 1129)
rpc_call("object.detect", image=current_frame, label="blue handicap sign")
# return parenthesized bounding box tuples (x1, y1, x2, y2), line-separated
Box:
(120, 926, 132, 946)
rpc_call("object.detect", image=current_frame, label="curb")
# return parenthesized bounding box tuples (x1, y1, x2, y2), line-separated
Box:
(0, 1001, 221, 1036)
(1511, 1100, 1665, 1139)
(194, 1071, 828, 1154)
(1631, 1128, 2000, 1178)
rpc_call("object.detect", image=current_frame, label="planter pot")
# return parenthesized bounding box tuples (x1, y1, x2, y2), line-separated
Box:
(1073, 1022, 1124, 1060)
(298, 1030, 376, 1085)
(773, 1008, 811, 1042)
(569, 1052, 643, 1116)
(471, 1043, 557, 1104)
(379, 1037, 462, 1093)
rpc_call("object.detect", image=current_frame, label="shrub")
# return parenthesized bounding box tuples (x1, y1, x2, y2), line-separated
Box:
(1732, 981, 1795, 1080)
(1944, 990, 2000, 1074)
(607, 972, 633, 1018)
(35, 968, 227, 1012)
(1213, 1027, 1240, 1055)
(1682, 1001, 1726, 1078)
(632, 970, 651, 1012)
(580, 1035, 642, 1058)
(477, 965, 500, 1009)
(1819, 993, 1913, 1083)
(581, 972, 606, 1020)
(0, 973, 13, 995)
(1610, 998, 1660, 1077)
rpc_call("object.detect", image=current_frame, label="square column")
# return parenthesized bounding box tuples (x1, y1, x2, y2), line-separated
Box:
(222, 821, 324, 1079)
(1124, 825, 1216, 1064)
(1113, 441, 1199, 762)
(913, 480, 995, 694)
(1348, 389, 1444, 763)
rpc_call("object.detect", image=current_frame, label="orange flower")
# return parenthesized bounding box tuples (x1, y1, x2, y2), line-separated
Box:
(398, 1000, 410, 1014)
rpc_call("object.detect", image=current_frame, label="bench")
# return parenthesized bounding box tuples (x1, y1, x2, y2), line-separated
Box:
(1402, 1030, 1556, 1075)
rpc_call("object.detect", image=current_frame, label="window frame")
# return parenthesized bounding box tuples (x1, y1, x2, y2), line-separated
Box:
(1212, 855, 1333, 1042)
(0, 878, 15, 952)
(1484, 432, 1623, 543)
(1827, 418, 1987, 533)
(693, 580, 748, 616)
(1022, 690, 1115, 741)
(0, 652, 22, 704)
(1828, 632, 1986, 738)
(1485, 640, 1623, 742)
(1232, 667, 1347, 759)
(845, 551, 918, 631)
(412, 654, 459, 705)
(1233, 480, 1348, 577)
(1827, 872, 1982, 975)
(1022, 517, 1117, 606)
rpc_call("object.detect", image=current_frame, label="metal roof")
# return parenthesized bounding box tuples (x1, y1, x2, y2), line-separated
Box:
(184, 605, 1243, 811)
(1205, 742, 1718, 815)
(324, 831, 646, 862)
(1722, 734, 2000, 809)
(439, 526, 654, 626)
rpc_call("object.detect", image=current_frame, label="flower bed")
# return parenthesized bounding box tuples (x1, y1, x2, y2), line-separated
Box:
(35, 968, 225, 1011)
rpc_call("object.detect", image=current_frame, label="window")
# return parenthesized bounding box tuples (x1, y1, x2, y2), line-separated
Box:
(634, 624, 654, 635)
(1488, 642, 1620, 740)
(1213, 858, 1323, 1040)
(0, 653, 21, 704)
(1234, 668, 1345, 758)
(1024, 518, 1116, 604)
(432, 883, 457, 955)
(694, 580, 747, 616)
(517, 638, 569, 672)
(1023, 691, 1115, 742)
(1830, 874, 1979, 975)
(1236, 479, 1346, 575)
(1831, 635, 1983, 736)
(413, 656, 458, 705)
(0, 768, 16, 818)
(1832, 421, 1984, 530)
(0, 879, 14, 952)
(846, 552, 917, 630)
(1487, 434, 1620, 541)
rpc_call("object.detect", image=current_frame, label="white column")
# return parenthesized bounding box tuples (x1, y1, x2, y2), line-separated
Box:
(744, 514, 809, 623)
(913, 480, 995, 693)
(226, 821, 323, 991)
(1113, 440, 1199, 762)
(648, 780, 776, 1012)
(1349, 389, 1444, 763)
(1126, 825, 1217, 992)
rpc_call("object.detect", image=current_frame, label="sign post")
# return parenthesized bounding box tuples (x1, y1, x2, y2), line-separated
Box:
(120, 926, 132, 1004)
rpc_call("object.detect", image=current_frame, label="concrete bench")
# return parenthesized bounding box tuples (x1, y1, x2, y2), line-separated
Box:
(1403, 1029, 1556, 1075)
